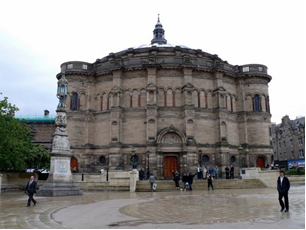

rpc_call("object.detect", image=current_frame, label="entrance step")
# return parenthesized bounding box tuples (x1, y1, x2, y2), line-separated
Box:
(136, 178, 266, 192)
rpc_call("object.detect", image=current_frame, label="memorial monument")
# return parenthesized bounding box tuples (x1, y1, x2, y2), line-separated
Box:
(37, 72, 82, 196)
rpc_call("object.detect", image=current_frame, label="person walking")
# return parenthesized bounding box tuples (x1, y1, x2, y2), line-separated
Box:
(25, 175, 37, 207)
(277, 170, 290, 212)
(215, 166, 219, 179)
(182, 173, 188, 191)
(196, 165, 202, 179)
(225, 165, 230, 180)
(207, 172, 214, 191)
(230, 165, 234, 179)
(187, 172, 196, 191)
(173, 171, 180, 190)
(148, 173, 155, 192)
(139, 168, 145, 180)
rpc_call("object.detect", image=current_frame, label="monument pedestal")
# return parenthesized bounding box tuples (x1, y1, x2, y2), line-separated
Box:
(37, 156, 82, 196)
(36, 101, 82, 196)
(37, 182, 83, 196)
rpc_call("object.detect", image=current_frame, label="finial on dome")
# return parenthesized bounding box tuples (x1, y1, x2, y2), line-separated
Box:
(151, 15, 167, 45)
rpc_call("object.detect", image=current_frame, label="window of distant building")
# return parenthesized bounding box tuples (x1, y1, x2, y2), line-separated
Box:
(299, 149, 304, 158)
(71, 92, 78, 111)
(253, 94, 261, 112)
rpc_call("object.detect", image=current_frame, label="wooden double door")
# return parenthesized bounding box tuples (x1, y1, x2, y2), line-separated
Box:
(164, 156, 178, 179)
(256, 157, 265, 168)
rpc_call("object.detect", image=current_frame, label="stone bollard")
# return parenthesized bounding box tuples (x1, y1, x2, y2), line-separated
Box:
(0, 174, 2, 194)
(129, 169, 138, 192)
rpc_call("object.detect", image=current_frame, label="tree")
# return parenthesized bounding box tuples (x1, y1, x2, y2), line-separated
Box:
(0, 94, 50, 171)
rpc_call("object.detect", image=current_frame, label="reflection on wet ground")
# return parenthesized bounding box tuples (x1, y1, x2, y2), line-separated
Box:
(0, 186, 305, 229)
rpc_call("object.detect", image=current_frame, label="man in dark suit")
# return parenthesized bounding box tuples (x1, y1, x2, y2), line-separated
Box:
(277, 170, 290, 212)
(25, 175, 37, 207)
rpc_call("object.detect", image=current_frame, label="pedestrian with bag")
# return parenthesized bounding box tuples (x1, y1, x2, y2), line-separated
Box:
(173, 171, 180, 190)
(149, 173, 155, 192)
(182, 173, 189, 191)
(187, 172, 196, 191)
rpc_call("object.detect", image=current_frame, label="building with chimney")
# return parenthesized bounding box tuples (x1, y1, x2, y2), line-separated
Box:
(271, 115, 305, 169)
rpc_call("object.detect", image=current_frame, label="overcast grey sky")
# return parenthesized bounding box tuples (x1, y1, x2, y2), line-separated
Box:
(0, 0, 305, 123)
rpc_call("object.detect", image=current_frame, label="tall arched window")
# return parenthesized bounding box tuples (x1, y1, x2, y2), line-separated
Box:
(71, 92, 78, 111)
(253, 94, 261, 112)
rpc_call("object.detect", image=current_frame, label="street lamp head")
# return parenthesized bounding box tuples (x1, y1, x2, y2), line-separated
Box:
(237, 145, 244, 152)
(146, 150, 151, 155)
(131, 147, 136, 154)
(199, 150, 202, 154)
(56, 71, 68, 109)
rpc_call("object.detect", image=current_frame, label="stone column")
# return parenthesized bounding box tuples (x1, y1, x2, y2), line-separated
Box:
(129, 169, 138, 192)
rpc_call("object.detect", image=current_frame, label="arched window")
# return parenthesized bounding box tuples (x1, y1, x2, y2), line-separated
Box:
(202, 155, 210, 164)
(230, 156, 236, 164)
(253, 94, 261, 112)
(71, 92, 78, 111)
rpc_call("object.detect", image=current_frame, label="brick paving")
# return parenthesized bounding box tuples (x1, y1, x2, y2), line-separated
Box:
(0, 186, 304, 229)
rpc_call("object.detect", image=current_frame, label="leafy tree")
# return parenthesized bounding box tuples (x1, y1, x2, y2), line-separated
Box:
(0, 94, 50, 171)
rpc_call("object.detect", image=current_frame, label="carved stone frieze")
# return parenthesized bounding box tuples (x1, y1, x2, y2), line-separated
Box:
(161, 134, 181, 144)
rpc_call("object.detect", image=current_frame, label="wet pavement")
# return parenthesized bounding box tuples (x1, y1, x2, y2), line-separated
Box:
(0, 186, 304, 229)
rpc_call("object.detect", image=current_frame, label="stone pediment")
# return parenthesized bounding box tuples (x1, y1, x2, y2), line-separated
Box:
(146, 83, 157, 89)
(213, 86, 226, 93)
(182, 83, 195, 90)
(111, 86, 122, 92)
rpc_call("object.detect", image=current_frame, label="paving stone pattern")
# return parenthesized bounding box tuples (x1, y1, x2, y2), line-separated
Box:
(0, 186, 304, 229)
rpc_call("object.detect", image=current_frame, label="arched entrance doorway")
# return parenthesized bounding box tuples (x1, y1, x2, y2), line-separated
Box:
(256, 157, 265, 168)
(164, 156, 178, 178)
(156, 125, 187, 179)
(71, 157, 78, 172)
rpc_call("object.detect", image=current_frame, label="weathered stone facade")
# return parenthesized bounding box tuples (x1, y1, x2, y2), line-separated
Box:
(57, 18, 273, 178)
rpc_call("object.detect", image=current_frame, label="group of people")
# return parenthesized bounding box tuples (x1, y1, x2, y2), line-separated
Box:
(195, 165, 220, 180)
(173, 170, 214, 191)
(224, 165, 235, 180)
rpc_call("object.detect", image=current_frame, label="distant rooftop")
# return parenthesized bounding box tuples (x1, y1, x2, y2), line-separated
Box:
(15, 115, 55, 123)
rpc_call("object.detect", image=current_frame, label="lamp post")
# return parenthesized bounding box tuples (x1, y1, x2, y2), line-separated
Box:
(131, 147, 137, 169)
(146, 150, 151, 179)
(198, 150, 202, 168)
(237, 145, 244, 169)
(37, 71, 82, 196)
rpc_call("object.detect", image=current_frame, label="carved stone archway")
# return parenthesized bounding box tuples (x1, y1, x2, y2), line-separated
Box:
(156, 125, 187, 178)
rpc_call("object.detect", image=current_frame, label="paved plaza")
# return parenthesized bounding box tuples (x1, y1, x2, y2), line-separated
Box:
(0, 185, 304, 229)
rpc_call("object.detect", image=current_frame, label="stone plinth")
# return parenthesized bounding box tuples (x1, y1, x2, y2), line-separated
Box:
(37, 182, 83, 196)
(129, 169, 138, 192)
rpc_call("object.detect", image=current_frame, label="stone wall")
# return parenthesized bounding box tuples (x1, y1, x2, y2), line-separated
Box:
(241, 167, 305, 188)
(0, 172, 39, 191)
(72, 170, 139, 191)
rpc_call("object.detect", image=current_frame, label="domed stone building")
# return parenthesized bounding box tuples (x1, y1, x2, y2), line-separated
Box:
(57, 17, 273, 178)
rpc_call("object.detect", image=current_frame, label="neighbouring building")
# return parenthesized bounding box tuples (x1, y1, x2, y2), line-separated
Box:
(271, 115, 305, 169)
(57, 17, 273, 178)
(16, 110, 55, 152)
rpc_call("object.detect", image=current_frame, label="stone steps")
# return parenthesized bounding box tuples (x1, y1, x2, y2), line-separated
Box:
(136, 178, 267, 192)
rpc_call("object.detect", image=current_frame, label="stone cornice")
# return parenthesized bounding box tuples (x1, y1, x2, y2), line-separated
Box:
(58, 47, 272, 82)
